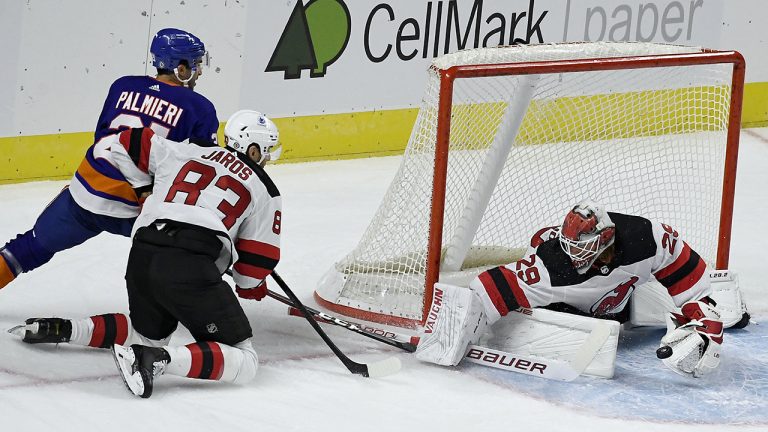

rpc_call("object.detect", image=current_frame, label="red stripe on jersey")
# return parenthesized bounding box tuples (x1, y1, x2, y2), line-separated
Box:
(654, 242, 692, 281)
(233, 262, 271, 280)
(207, 342, 225, 380)
(478, 271, 510, 316)
(236, 240, 280, 260)
(118, 129, 132, 152)
(114, 313, 129, 345)
(138, 127, 154, 173)
(187, 343, 204, 378)
(498, 266, 531, 309)
(667, 257, 707, 297)
(88, 315, 106, 348)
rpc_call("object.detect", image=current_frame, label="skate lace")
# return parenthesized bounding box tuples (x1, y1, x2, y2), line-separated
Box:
(152, 360, 168, 377)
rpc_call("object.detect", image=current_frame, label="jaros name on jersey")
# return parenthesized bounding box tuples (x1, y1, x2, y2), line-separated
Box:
(201, 149, 254, 181)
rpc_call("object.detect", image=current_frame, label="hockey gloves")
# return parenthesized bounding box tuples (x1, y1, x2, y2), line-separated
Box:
(236, 280, 268, 301)
(659, 299, 723, 378)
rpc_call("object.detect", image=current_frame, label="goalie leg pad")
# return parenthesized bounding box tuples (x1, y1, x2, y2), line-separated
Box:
(415, 283, 488, 366)
(708, 270, 749, 328)
(631, 271, 749, 329)
(629, 280, 676, 327)
(481, 308, 620, 378)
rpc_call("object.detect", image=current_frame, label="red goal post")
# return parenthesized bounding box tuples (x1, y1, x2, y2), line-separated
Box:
(316, 42, 746, 330)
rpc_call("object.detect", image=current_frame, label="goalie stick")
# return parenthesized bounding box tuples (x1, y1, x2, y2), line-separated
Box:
(225, 269, 417, 353)
(464, 319, 613, 382)
(228, 269, 402, 377)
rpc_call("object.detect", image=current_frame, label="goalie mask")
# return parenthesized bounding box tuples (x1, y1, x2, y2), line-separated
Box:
(224, 110, 281, 165)
(558, 201, 615, 273)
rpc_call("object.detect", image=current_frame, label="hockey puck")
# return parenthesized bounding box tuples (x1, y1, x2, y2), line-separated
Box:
(656, 346, 673, 359)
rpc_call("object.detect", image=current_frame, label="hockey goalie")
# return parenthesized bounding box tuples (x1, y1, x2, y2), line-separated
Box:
(415, 201, 749, 379)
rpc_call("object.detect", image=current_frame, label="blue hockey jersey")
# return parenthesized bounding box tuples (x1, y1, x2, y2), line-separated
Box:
(70, 75, 219, 218)
(94, 75, 218, 143)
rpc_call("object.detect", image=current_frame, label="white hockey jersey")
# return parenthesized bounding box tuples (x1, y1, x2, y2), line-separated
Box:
(471, 213, 711, 323)
(68, 137, 147, 218)
(109, 128, 281, 289)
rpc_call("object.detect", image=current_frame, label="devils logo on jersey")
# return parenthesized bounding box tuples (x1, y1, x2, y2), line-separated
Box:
(590, 276, 639, 315)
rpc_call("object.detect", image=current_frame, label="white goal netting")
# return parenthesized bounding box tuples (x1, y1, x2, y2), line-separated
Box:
(316, 42, 740, 327)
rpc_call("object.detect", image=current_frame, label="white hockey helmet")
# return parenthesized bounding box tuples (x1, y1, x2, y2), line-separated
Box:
(558, 200, 616, 273)
(224, 110, 281, 164)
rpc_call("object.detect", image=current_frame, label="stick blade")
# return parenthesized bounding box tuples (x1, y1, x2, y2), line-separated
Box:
(365, 356, 402, 378)
(465, 345, 580, 381)
(568, 320, 613, 375)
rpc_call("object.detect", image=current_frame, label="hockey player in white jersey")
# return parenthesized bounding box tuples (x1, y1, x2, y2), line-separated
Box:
(9, 110, 282, 398)
(416, 201, 735, 378)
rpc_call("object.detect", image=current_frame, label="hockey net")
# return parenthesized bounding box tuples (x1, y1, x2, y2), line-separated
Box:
(316, 42, 745, 329)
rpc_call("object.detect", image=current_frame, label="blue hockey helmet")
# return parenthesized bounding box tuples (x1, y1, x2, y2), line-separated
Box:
(150, 28, 208, 71)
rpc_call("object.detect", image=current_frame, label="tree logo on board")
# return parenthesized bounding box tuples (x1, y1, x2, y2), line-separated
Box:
(266, 0, 351, 79)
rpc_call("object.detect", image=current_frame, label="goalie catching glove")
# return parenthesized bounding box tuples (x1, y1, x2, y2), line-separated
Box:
(659, 299, 723, 378)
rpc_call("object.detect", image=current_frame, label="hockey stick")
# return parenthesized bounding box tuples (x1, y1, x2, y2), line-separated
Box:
(280, 299, 417, 352)
(464, 320, 613, 382)
(464, 345, 581, 381)
(224, 269, 417, 352)
(269, 271, 402, 378)
(226, 269, 401, 377)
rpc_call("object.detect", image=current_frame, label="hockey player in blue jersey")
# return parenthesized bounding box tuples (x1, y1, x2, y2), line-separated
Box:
(94, 28, 218, 143)
(0, 28, 219, 290)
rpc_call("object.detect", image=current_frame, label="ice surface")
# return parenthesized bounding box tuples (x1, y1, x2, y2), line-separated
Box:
(1, 130, 767, 431)
(468, 325, 768, 425)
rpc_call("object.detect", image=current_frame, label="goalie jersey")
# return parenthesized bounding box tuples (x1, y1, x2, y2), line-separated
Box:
(110, 128, 281, 290)
(471, 213, 712, 323)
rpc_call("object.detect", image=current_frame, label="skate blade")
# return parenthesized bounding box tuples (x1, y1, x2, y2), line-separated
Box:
(7, 323, 36, 339)
(7, 324, 25, 338)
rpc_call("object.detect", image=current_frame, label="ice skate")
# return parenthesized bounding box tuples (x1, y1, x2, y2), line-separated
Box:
(112, 344, 170, 398)
(8, 318, 72, 344)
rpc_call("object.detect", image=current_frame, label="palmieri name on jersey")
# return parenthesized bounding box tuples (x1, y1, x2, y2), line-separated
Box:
(115, 91, 184, 127)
